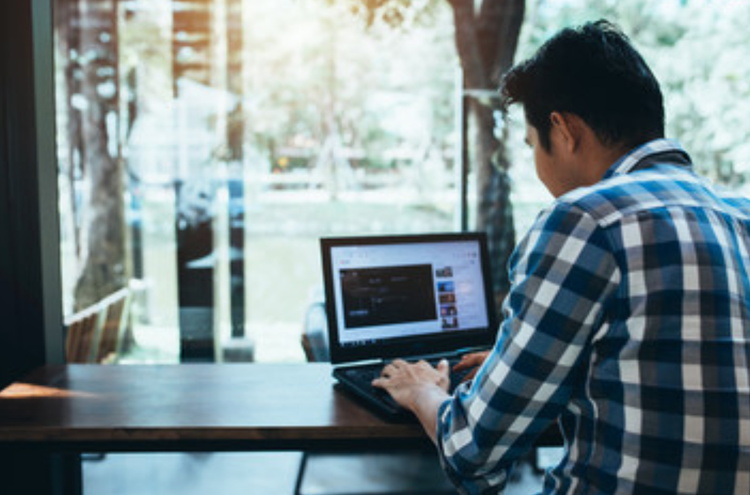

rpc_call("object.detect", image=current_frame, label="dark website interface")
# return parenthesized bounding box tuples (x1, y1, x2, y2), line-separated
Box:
(330, 241, 489, 347)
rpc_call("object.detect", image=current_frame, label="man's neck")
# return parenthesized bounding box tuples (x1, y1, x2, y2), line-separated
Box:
(579, 140, 632, 187)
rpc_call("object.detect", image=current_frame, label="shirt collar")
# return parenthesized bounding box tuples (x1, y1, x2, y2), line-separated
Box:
(602, 138, 692, 180)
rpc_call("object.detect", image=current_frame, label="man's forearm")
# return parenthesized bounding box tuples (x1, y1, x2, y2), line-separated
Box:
(407, 385, 451, 444)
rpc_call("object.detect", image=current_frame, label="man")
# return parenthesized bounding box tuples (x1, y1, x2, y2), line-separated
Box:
(373, 20, 750, 494)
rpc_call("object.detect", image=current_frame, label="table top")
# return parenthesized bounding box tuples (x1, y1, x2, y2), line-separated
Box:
(0, 363, 427, 452)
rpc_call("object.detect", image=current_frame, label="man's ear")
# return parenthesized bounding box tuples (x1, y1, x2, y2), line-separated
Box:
(549, 111, 580, 153)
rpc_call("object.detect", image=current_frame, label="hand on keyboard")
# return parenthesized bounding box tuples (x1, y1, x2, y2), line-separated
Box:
(451, 350, 491, 382)
(372, 358, 451, 410)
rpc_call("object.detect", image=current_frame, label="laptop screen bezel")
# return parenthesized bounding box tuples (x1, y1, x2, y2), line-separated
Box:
(320, 232, 498, 365)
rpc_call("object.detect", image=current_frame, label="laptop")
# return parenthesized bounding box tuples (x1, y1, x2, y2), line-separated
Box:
(320, 232, 498, 420)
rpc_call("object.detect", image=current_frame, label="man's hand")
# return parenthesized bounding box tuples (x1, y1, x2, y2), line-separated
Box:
(452, 350, 490, 382)
(372, 358, 450, 410)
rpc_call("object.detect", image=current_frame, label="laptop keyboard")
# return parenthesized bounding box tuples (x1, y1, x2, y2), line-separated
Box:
(336, 357, 473, 417)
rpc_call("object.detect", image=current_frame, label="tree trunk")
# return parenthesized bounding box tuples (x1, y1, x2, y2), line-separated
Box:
(449, 0, 525, 300)
(55, 0, 84, 260)
(71, 0, 127, 311)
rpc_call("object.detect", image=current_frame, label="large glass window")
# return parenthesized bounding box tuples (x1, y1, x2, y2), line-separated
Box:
(55, 0, 465, 363)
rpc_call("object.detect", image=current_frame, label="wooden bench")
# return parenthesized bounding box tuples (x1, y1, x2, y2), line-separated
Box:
(64, 287, 130, 363)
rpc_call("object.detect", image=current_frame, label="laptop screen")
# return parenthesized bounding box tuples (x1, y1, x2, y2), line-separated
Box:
(320, 233, 498, 364)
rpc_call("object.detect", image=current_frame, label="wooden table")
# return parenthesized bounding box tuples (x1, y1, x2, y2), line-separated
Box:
(0, 363, 561, 494)
(0, 363, 429, 495)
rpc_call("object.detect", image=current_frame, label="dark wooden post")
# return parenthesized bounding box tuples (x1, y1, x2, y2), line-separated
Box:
(172, 0, 217, 361)
(226, 0, 246, 341)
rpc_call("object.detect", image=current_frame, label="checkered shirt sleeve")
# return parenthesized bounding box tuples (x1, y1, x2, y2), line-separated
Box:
(436, 201, 620, 494)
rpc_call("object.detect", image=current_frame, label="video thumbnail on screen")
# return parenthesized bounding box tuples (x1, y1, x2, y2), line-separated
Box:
(340, 264, 437, 329)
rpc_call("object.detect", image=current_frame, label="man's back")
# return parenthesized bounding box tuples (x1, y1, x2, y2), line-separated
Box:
(549, 145, 750, 494)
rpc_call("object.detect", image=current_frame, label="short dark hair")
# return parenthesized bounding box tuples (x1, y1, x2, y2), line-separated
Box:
(500, 19, 664, 151)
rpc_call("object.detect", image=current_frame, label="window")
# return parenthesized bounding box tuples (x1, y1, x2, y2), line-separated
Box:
(55, 0, 464, 363)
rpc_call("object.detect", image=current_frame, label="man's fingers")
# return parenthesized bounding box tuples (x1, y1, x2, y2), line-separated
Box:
(452, 359, 469, 371)
(372, 376, 386, 388)
(381, 361, 399, 377)
(453, 351, 489, 372)
(463, 368, 478, 382)
(437, 358, 450, 374)
(452, 354, 477, 371)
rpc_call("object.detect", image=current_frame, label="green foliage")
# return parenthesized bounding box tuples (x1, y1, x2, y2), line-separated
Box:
(517, 0, 750, 188)
(653, 2, 750, 185)
(245, 0, 458, 169)
(342, 0, 440, 29)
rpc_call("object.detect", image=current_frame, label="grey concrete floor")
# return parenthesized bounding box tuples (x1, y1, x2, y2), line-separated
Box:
(82, 451, 546, 494)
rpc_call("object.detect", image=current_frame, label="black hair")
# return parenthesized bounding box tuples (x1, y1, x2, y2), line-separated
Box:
(500, 19, 664, 151)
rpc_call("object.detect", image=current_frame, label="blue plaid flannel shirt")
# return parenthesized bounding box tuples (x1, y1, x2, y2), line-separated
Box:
(436, 139, 750, 494)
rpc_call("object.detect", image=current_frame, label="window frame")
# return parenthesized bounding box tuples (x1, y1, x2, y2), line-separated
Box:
(0, 0, 64, 386)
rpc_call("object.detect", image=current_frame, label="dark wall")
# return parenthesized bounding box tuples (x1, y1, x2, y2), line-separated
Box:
(0, 0, 55, 388)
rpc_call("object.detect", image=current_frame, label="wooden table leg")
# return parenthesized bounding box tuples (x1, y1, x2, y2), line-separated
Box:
(0, 450, 82, 495)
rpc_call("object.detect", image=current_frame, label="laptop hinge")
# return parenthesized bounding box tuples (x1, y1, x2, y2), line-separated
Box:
(337, 358, 384, 368)
(337, 346, 490, 369)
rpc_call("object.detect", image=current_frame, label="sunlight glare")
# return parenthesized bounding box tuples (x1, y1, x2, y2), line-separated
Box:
(0, 383, 98, 400)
